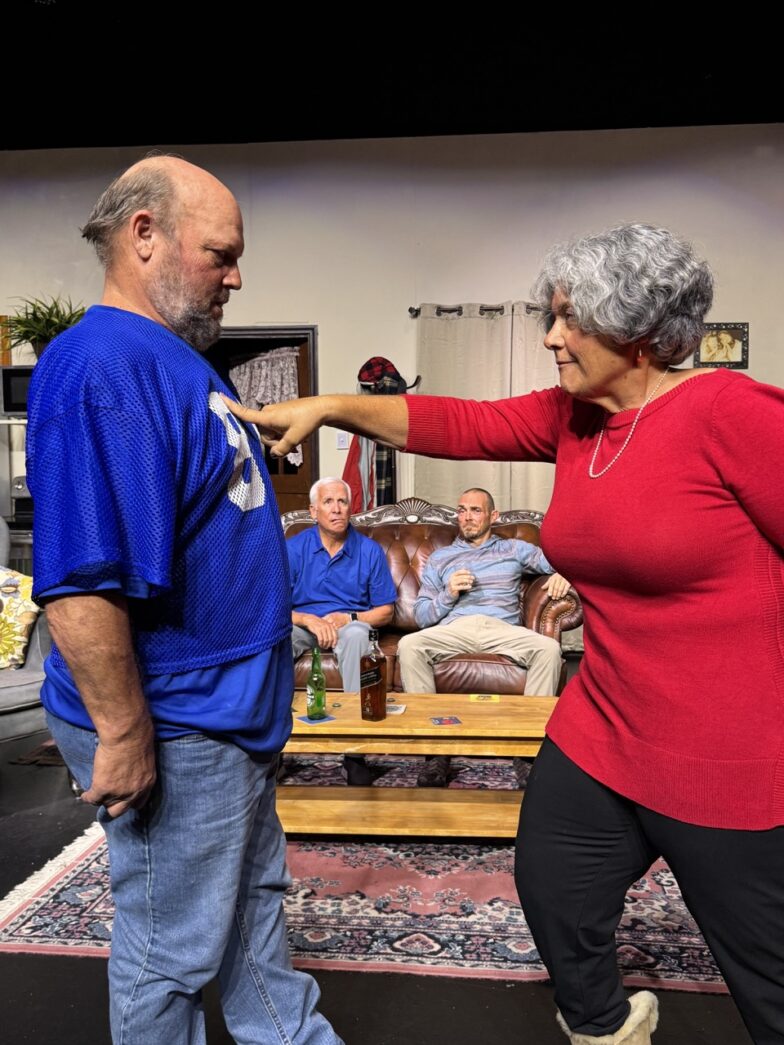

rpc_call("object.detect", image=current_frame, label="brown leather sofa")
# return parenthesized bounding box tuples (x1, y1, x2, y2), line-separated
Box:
(282, 497, 582, 696)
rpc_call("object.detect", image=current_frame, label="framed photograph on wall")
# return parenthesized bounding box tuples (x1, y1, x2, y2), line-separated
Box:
(694, 322, 749, 369)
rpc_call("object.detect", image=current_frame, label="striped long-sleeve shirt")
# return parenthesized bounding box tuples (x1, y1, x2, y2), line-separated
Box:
(413, 535, 554, 629)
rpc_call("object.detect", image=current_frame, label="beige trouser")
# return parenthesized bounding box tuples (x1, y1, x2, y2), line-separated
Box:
(397, 615, 562, 695)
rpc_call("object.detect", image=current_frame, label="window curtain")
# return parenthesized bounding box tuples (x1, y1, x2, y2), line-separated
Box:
(413, 302, 556, 512)
(413, 303, 513, 509)
(509, 302, 556, 511)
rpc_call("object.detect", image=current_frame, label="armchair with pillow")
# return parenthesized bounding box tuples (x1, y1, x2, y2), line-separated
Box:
(0, 517, 51, 741)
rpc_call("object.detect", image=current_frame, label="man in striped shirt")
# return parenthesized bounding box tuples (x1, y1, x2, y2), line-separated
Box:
(398, 487, 569, 788)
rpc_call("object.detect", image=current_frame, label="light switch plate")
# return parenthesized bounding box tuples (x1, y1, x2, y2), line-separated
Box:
(336, 432, 349, 450)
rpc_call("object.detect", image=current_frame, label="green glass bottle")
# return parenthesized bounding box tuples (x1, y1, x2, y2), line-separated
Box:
(306, 646, 327, 720)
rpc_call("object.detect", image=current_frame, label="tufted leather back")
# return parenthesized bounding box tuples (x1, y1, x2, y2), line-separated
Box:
(284, 513, 543, 635)
(283, 500, 581, 693)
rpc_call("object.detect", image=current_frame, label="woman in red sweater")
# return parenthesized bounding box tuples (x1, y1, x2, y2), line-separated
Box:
(227, 224, 784, 1045)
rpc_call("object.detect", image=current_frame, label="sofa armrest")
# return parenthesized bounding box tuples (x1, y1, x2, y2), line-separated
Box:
(521, 575, 583, 643)
(21, 611, 52, 673)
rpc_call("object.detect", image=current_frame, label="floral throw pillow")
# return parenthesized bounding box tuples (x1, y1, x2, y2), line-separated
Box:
(0, 568, 40, 669)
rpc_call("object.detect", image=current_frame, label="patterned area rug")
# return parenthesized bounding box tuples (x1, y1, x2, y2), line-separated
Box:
(279, 753, 527, 789)
(0, 757, 726, 993)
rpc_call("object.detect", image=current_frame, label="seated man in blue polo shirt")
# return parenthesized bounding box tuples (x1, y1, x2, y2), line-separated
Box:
(287, 477, 397, 785)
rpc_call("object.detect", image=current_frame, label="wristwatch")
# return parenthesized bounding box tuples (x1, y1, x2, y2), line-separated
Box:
(349, 612, 358, 621)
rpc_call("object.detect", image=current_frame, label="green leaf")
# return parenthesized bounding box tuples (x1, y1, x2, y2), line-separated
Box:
(4, 295, 86, 354)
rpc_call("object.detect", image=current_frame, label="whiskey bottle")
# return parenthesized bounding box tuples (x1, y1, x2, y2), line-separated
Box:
(360, 629, 387, 721)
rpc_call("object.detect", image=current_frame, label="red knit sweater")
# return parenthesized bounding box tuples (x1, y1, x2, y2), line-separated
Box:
(405, 370, 784, 829)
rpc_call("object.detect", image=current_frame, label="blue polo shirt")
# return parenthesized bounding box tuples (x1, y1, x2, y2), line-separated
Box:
(287, 525, 397, 616)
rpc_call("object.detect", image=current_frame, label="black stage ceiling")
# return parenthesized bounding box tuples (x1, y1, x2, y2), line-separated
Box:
(5, 6, 781, 150)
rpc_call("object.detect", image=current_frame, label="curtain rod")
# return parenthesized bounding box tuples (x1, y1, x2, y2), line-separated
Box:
(407, 304, 507, 319)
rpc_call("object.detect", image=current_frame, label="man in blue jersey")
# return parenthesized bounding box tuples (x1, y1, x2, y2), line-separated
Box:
(397, 487, 569, 788)
(287, 477, 397, 784)
(26, 157, 342, 1045)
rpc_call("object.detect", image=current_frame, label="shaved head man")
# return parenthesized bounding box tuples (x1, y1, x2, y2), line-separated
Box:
(398, 487, 569, 788)
(27, 158, 342, 1045)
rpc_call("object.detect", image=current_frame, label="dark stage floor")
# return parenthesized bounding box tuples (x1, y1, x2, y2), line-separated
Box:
(0, 732, 750, 1044)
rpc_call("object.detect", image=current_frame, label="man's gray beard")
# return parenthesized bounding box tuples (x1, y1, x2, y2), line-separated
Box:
(150, 264, 223, 353)
(160, 308, 222, 353)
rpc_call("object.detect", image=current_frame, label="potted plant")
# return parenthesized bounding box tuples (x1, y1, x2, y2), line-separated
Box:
(5, 295, 85, 359)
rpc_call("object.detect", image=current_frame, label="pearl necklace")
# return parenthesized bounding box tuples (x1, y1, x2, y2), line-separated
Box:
(588, 368, 670, 479)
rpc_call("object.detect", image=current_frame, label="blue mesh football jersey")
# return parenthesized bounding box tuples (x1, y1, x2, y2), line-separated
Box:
(27, 306, 291, 676)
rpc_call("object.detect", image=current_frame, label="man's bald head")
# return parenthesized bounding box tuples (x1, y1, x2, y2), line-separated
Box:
(81, 156, 234, 269)
(82, 156, 244, 352)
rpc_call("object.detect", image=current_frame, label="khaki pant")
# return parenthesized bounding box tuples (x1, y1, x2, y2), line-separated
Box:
(397, 615, 562, 695)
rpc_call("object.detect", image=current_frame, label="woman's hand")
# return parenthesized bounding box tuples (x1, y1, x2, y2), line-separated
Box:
(221, 393, 410, 456)
(222, 396, 328, 459)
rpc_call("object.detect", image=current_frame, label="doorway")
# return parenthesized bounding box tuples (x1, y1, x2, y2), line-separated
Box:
(205, 326, 319, 514)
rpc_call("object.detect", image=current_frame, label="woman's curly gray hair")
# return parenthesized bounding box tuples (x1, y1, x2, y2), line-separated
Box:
(531, 223, 714, 366)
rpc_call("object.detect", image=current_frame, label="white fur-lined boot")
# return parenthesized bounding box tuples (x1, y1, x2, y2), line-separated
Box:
(556, 991, 659, 1044)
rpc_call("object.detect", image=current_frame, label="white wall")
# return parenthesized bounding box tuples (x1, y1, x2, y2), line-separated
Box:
(2, 124, 782, 499)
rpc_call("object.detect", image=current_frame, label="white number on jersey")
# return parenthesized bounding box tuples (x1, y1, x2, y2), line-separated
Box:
(208, 392, 266, 511)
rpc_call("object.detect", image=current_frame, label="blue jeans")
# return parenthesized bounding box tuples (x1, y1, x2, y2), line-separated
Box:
(48, 712, 343, 1045)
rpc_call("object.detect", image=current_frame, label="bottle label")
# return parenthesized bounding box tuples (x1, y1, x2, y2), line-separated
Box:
(360, 667, 381, 689)
(306, 682, 326, 716)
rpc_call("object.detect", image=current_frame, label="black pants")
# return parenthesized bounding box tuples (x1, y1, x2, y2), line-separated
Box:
(515, 738, 784, 1043)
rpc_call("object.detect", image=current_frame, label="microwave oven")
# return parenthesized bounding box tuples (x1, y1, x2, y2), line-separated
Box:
(0, 365, 34, 418)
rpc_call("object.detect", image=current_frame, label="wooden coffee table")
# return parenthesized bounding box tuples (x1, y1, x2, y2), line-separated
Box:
(277, 692, 557, 838)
